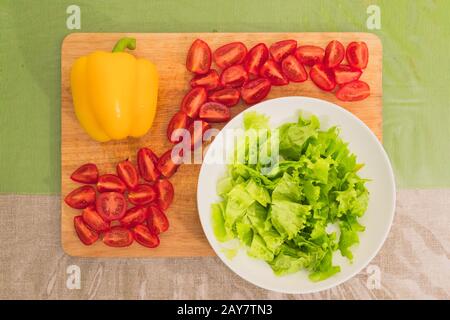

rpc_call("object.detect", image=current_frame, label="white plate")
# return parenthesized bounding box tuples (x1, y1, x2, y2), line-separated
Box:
(197, 97, 396, 294)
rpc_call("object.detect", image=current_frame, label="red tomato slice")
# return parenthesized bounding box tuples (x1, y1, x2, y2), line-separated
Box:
(188, 120, 210, 150)
(119, 206, 148, 228)
(155, 179, 174, 210)
(324, 40, 345, 68)
(310, 64, 336, 91)
(190, 69, 220, 91)
(74, 215, 98, 245)
(213, 42, 247, 69)
(116, 160, 139, 190)
(219, 65, 248, 88)
(208, 88, 240, 107)
(167, 111, 192, 143)
(181, 87, 208, 119)
(103, 227, 133, 247)
(70, 163, 98, 184)
(281, 55, 307, 82)
(137, 147, 161, 182)
(241, 78, 271, 105)
(82, 205, 109, 232)
(97, 174, 126, 193)
(96, 191, 127, 221)
(333, 65, 362, 85)
(260, 59, 289, 86)
(147, 205, 169, 234)
(157, 149, 182, 178)
(244, 43, 269, 76)
(335, 80, 370, 101)
(199, 102, 231, 123)
(294, 45, 325, 66)
(132, 224, 160, 248)
(64, 185, 96, 209)
(346, 41, 369, 69)
(186, 39, 211, 75)
(127, 184, 157, 206)
(269, 39, 297, 63)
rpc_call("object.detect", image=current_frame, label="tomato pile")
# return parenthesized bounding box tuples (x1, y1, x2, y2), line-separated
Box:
(65, 148, 174, 248)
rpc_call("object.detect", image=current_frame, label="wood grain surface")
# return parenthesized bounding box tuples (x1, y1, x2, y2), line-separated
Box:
(61, 33, 382, 257)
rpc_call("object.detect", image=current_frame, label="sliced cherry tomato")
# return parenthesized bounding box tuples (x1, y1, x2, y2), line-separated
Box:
(155, 179, 174, 210)
(241, 78, 271, 105)
(82, 205, 109, 232)
(213, 42, 247, 69)
(199, 102, 231, 123)
(64, 185, 96, 209)
(70, 163, 98, 184)
(128, 184, 157, 206)
(97, 174, 126, 193)
(132, 224, 160, 248)
(116, 160, 139, 190)
(324, 40, 345, 68)
(96, 191, 127, 221)
(167, 111, 192, 143)
(157, 149, 182, 178)
(244, 43, 269, 76)
(219, 65, 248, 88)
(335, 80, 370, 101)
(294, 45, 325, 66)
(346, 41, 369, 69)
(188, 120, 210, 149)
(137, 147, 161, 182)
(119, 206, 148, 228)
(103, 227, 133, 247)
(147, 205, 169, 234)
(181, 87, 208, 119)
(333, 65, 362, 85)
(259, 59, 289, 86)
(208, 88, 240, 107)
(310, 64, 336, 91)
(190, 69, 220, 91)
(186, 39, 211, 75)
(74, 215, 98, 245)
(281, 55, 307, 82)
(269, 39, 297, 63)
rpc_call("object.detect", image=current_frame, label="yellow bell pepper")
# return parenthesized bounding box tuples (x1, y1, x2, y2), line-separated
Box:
(70, 38, 158, 142)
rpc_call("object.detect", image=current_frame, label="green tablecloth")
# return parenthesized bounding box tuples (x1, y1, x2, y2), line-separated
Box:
(1, 0, 449, 194)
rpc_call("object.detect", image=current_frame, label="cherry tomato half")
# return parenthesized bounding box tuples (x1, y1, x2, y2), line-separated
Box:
(324, 40, 345, 68)
(157, 149, 182, 178)
(147, 205, 169, 235)
(190, 69, 220, 91)
(199, 102, 231, 123)
(244, 43, 269, 76)
(269, 39, 297, 63)
(137, 147, 160, 182)
(346, 41, 369, 69)
(335, 80, 370, 101)
(116, 160, 139, 190)
(103, 227, 133, 247)
(181, 87, 208, 119)
(82, 205, 109, 232)
(167, 111, 192, 143)
(208, 88, 240, 107)
(310, 64, 336, 91)
(220, 65, 248, 88)
(119, 206, 148, 228)
(155, 179, 174, 210)
(241, 78, 271, 105)
(132, 224, 160, 248)
(186, 39, 211, 75)
(188, 120, 210, 150)
(260, 59, 289, 86)
(97, 174, 126, 193)
(281, 55, 307, 82)
(128, 184, 157, 206)
(96, 191, 127, 221)
(294, 45, 325, 66)
(213, 42, 247, 69)
(64, 185, 96, 209)
(74, 215, 98, 245)
(333, 65, 362, 85)
(70, 163, 98, 184)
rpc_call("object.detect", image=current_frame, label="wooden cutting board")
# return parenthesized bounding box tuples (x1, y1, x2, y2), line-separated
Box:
(61, 33, 382, 257)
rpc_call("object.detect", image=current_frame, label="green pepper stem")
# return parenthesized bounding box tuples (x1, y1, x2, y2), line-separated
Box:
(112, 37, 136, 52)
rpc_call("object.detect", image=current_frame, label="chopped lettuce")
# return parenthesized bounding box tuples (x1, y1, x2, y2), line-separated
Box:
(212, 111, 369, 281)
